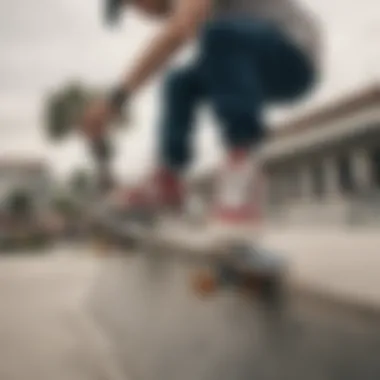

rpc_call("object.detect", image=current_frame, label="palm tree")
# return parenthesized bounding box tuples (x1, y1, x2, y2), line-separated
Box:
(44, 81, 95, 141)
(44, 81, 128, 193)
(44, 80, 126, 142)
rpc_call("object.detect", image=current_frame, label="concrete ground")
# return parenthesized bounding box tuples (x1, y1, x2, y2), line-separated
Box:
(88, 251, 380, 380)
(0, 254, 122, 380)
(263, 227, 380, 309)
(1, 228, 380, 380)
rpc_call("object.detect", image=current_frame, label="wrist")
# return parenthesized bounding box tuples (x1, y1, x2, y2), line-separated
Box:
(108, 85, 129, 113)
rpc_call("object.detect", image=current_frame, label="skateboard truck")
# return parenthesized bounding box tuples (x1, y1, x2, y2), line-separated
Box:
(192, 242, 288, 304)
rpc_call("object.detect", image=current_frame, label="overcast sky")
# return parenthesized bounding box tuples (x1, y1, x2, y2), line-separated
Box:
(1, 0, 380, 181)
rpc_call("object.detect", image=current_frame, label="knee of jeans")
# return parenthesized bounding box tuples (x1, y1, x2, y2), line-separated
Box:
(222, 118, 265, 148)
(213, 99, 264, 144)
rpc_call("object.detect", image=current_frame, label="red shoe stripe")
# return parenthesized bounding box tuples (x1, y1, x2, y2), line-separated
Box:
(213, 206, 262, 224)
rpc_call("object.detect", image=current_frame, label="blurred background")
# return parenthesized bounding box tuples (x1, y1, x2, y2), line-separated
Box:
(1, 1, 380, 380)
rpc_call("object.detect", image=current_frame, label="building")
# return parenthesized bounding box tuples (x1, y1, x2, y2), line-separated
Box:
(262, 84, 380, 226)
(0, 158, 53, 217)
(193, 84, 380, 227)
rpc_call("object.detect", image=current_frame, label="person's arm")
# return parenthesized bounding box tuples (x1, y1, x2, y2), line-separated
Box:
(121, 0, 211, 94)
(83, 0, 211, 137)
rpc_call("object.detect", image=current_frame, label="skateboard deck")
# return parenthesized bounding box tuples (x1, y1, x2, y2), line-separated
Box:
(86, 138, 288, 309)
(90, 205, 288, 304)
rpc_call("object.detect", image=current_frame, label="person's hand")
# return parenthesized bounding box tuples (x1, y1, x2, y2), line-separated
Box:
(81, 99, 115, 139)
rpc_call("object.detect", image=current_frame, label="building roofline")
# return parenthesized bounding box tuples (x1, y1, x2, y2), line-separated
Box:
(272, 83, 380, 139)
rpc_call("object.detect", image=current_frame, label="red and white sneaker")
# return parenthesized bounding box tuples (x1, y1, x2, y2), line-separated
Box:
(112, 168, 185, 216)
(209, 149, 264, 243)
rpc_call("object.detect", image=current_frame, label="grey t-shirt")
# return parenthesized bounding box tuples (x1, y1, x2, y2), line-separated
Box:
(211, 0, 322, 67)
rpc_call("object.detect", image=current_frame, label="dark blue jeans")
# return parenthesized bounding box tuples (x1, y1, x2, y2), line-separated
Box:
(158, 18, 316, 170)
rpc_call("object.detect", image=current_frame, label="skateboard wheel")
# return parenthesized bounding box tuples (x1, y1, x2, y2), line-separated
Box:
(260, 277, 283, 304)
(192, 271, 218, 296)
(218, 264, 239, 286)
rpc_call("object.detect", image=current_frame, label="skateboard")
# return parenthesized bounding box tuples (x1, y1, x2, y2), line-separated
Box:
(90, 201, 288, 306)
(88, 138, 288, 305)
(191, 244, 288, 304)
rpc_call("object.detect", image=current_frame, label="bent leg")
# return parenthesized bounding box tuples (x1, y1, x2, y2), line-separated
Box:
(158, 64, 204, 171)
(197, 20, 268, 149)
(197, 19, 316, 148)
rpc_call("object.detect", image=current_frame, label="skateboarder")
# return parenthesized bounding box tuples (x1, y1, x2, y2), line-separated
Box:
(82, 0, 321, 236)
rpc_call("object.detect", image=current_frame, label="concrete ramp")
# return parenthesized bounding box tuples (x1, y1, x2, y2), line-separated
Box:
(87, 253, 380, 380)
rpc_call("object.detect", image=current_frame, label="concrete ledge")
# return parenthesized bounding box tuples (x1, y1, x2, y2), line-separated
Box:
(291, 285, 380, 323)
(263, 227, 380, 313)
